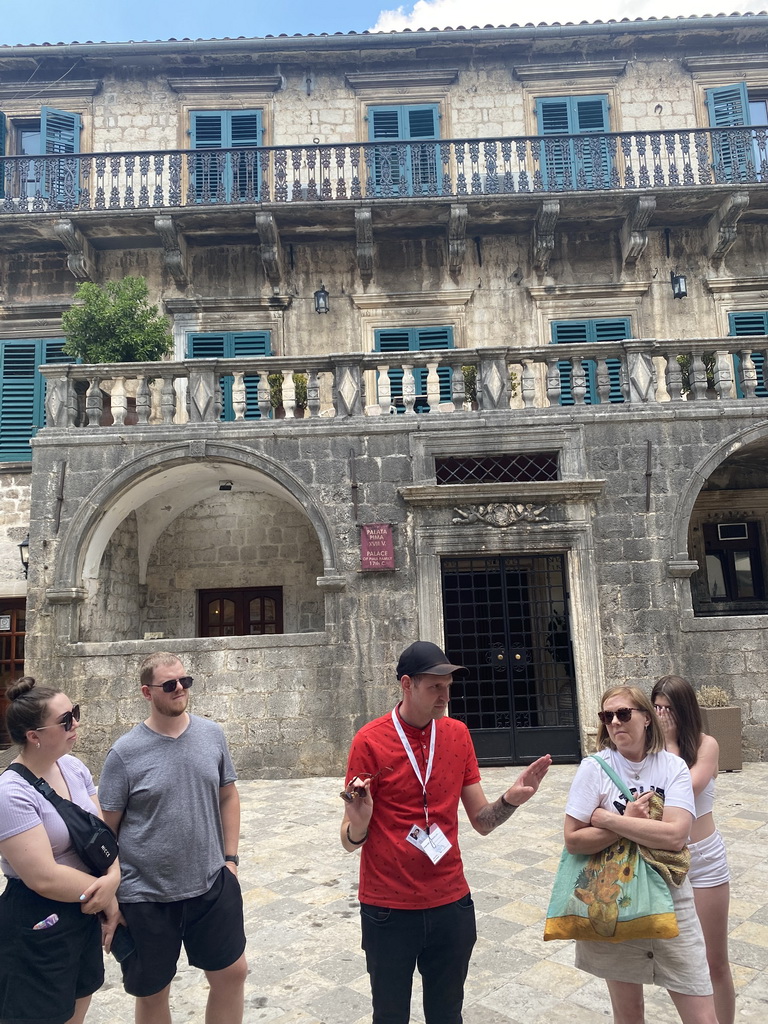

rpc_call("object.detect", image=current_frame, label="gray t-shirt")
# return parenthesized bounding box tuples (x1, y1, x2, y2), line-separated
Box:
(98, 715, 237, 903)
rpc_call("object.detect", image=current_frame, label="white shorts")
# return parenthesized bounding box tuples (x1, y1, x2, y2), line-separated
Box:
(688, 830, 730, 888)
(575, 878, 713, 996)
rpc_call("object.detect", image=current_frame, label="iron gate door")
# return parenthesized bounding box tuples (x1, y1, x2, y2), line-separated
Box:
(441, 554, 580, 764)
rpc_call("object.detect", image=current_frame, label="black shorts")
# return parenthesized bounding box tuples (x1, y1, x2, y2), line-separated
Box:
(0, 877, 104, 1024)
(119, 866, 246, 998)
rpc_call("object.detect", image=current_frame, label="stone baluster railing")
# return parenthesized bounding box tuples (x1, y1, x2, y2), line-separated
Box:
(36, 339, 768, 434)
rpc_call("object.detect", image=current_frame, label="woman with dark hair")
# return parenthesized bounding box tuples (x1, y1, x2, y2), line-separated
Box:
(564, 685, 718, 1024)
(652, 675, 735, 1024)
(0, 678, 120, 1024)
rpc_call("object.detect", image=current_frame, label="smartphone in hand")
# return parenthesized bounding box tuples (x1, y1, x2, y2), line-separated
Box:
(110, 923, 136, 963)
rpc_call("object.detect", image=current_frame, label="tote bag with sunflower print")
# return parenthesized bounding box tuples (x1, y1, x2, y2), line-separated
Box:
(543, 757, 679, 942)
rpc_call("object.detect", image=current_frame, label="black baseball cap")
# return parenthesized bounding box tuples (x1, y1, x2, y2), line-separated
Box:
(396, 641, 466, 679)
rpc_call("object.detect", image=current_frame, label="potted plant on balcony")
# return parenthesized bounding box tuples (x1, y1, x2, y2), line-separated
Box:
(268, 372, 308, 418)
(697, 684, 742, 772)
(62, 277, 173, 425)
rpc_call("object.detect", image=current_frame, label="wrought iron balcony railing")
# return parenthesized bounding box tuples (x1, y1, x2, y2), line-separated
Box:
(38, 338, 767, 430)
(3, 128, 767, 214)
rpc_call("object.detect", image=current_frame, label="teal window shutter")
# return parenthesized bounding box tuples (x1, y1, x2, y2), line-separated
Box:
(187, 331, 271, 419)
(729, 311, 768, 398)
(374, 326, 453, 412)
(191, 110, 262, 202)
(706, 84, 751, 182)
(537, 95, 610, 190)
(40, 106, 81, 202)
(551, 318, 629, 405)
(0, 338, 73, 461)
(368, 104, 440, 196)
(0, 111, 6, 200)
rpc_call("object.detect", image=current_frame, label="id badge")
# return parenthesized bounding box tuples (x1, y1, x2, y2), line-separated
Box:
(405, 824, 452, 864)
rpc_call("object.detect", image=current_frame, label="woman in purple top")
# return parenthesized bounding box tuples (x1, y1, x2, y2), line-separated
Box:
(652, 675, 735, 1024)
(0, 678, 120, 1024)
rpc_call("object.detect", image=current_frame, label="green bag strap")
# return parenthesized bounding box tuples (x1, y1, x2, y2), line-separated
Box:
(589, 753, 636, 802)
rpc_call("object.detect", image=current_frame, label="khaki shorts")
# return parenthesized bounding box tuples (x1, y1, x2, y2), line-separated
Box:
(575, 878, 713, 996)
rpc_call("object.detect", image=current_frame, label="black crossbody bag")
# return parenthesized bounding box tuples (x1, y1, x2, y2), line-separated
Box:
(5, 762, 119, 876)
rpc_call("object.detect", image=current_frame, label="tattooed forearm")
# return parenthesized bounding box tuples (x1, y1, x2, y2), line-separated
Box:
(475, 795, 518, 835)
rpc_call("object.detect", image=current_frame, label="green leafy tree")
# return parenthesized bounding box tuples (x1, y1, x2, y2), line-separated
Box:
(62, 277, 173, 363)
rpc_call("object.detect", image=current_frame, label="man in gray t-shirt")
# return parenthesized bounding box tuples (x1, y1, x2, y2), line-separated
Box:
(100, 652, 247, 1024)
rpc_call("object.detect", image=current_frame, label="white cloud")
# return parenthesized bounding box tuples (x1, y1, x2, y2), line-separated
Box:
(372, 1, 762, 32)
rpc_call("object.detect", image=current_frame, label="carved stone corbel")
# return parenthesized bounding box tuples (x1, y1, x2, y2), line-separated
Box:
(53, 219, 94, 280)
(620, 195, 656, 266)
(707, 191, 748, 264)
(355, 207, 374, 282)
(153, 216, 189, 286)
(254, 212, 283, 291)
(447, 204, 467, 275)
(533, 200, 559, 272)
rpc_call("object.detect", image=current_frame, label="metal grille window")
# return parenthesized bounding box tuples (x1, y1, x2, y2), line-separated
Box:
(435, 452, 559, 485)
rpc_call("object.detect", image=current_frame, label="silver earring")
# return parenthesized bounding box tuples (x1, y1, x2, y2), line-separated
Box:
(36, 741, 41, 749)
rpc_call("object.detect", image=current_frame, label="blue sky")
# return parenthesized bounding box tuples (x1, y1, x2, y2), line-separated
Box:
(0, 1, 758, 46)
(1, 1, 384, 45)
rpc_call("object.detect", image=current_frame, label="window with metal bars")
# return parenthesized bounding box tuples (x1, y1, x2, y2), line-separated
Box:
(435, 452, 559, 485)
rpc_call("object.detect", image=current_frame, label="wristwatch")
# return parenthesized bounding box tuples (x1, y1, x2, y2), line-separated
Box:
(225, 854, 240, 866)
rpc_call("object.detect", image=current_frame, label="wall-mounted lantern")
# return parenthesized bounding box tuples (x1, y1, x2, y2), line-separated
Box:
(314, 284, 330, 314)
(18, 534, 29, 579)
(670, 271, 688, 300)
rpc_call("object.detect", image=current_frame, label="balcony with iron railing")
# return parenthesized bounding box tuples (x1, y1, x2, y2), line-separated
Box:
(2, 127, 767, 241)
(37, 338, 768, 433)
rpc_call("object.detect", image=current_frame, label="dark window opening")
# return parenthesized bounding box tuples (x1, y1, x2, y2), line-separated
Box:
(694, 521, 766, 615)
(1, 601, 26, 747)
(198, 588, 283, 637)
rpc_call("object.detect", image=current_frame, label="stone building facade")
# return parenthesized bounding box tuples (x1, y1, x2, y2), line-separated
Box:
(2, 15, 768, 773)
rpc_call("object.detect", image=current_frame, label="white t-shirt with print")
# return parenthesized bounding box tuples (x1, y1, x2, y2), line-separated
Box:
(566, 748, 695, 825)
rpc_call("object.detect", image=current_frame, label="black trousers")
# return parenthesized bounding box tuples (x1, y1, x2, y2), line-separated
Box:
(360, 892, 477, 1024)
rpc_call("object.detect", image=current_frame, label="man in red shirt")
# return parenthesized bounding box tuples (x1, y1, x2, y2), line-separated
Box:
(340, 640, 552, 1024)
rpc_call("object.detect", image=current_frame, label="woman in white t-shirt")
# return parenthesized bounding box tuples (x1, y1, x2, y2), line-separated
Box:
(564, 685, 718, 1024)
(651, 675, 735, 1024)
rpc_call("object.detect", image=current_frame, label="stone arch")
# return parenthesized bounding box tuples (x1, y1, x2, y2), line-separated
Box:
(669, 421, 768, 558)
(52, 441, 340, 592)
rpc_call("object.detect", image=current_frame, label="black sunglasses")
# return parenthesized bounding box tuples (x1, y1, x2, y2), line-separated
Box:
(146, 676, 194, 694)
(38, 704, 81, 732)
(597, 707, 643, 725)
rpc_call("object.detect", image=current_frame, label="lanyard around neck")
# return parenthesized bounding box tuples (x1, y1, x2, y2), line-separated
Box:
(391, 706, 436, 829)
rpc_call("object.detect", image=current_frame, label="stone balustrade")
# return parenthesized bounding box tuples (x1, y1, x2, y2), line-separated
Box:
(2, 128, 767, 214)
(38, 339, 768, 430)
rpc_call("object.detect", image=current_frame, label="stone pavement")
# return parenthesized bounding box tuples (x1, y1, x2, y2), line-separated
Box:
(87, 764, 768, 1023)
